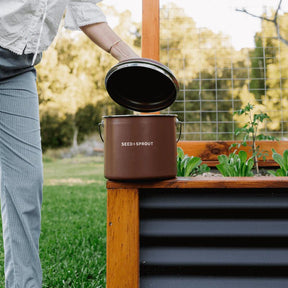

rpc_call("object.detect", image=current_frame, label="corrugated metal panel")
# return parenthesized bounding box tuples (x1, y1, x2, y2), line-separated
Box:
(140, 188, 288, 287)
(141, 247, 288, 265)
(140, 189, 288, 210)
(141, 220, 288, 237)
(140, 276, 288, 288)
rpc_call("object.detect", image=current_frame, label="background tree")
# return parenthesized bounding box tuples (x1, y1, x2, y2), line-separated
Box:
(37, 6, 140, 152)
(37, 2, 287, 149)
(236, 0, 288, 46)
(236, 4, 288, 135)
(158, 3, 249, 140)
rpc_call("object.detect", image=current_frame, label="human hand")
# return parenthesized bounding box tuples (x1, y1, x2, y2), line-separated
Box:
(109, 40, 140, 62)
(81, 22, 140, 62)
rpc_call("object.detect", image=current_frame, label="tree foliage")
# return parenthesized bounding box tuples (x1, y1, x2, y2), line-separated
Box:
(37, 6, 139, 151)
(159, 3, 250, 140)
(37, 3, 288, 150)
(159, 3, 288, 140)
(236, 4, 288, 134)
(261, 14, 288, 132)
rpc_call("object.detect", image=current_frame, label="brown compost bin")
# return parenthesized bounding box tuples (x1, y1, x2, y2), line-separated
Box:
(105, 58, 179, 112)
(102, 58, 180, 180)
(100, 114, 180, 180)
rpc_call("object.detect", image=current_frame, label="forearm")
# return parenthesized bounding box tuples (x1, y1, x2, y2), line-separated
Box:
(80, 22, 139, 61)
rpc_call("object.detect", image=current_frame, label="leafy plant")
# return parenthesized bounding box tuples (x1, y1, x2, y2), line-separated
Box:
(177, 147, 210, 177)
(232, 103, 278, 174)
(216, 150, 254, 177)
(268, 149, 288, 176)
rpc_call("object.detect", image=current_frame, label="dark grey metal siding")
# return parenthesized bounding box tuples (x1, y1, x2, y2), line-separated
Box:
(140, 188, 288, 288)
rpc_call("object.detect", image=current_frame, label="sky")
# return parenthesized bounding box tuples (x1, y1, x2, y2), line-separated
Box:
(104, 0, 288, 50)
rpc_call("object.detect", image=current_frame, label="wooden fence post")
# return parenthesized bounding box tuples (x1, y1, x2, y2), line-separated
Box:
(142, 0, 160, 60)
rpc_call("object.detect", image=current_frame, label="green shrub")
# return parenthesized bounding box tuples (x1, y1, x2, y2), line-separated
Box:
(40, 112, 74, 152)
(269, 149, 288, 176)
(75, 103, 102, 143)
(41, 103, 104, 152)
(177, 147, 210, 177)
(216, 150, 254, 177)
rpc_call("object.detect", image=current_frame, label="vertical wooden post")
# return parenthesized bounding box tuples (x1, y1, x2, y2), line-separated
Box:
(142, 0, 160, 114)
(106, 189, 139, 288)
(142, 0, 160, 60)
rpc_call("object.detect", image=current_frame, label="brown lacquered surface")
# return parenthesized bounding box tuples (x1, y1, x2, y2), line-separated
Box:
(178, 140, 288, 167)
(107, 177, 288, 189)
(104, 115, 177, 180)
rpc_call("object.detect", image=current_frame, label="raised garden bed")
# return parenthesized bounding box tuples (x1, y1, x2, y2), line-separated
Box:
(106, 140, 288, 288)
(106, 176, 288, 288)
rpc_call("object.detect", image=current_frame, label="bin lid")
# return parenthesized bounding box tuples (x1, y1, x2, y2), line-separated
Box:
(105, 58, 179, 112)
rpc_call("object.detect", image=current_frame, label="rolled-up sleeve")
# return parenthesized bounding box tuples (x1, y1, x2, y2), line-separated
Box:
(64, 0, 107, 30)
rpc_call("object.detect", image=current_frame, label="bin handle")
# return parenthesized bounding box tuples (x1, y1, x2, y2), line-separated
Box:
(98, 120, 104, 142)
(176, 118, 182, 143)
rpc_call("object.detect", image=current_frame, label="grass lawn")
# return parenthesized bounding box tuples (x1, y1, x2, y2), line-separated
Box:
(0, 155, 107, 287)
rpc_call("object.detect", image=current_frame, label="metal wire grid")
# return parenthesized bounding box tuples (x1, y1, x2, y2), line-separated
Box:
(160, 3, 288, 141)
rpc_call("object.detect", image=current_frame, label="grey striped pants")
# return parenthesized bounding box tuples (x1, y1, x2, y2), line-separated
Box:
(0, 49, 43, 287)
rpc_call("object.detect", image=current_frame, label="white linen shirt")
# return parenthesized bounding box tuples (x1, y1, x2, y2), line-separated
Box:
(0, 0, 107, 55)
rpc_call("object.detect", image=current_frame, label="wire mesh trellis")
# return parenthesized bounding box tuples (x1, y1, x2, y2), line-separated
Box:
(160, 1, 288, 141)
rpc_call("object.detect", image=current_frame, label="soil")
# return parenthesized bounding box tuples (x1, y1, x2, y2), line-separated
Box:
(195, 168, 275, 178)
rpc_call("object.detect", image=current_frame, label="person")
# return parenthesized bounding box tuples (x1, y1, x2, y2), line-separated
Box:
(0, 0, 139, 287)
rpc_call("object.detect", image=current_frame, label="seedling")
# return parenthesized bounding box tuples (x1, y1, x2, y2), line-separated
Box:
(216, 150, 254, 177)
(232, 103, 278, 174)
(268, 149, 288, 176)
(177, 147, 210, 177)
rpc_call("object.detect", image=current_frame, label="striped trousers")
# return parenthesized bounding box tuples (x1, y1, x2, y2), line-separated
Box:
(0, 49, 43, 287)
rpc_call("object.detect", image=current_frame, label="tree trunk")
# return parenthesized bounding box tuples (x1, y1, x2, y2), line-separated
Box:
(71, 126, 79, 155)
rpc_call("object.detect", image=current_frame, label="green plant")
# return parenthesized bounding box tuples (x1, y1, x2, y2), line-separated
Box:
(40, 112, 74, 152)
(216, 150, 254, 177)
(232, 103, 278, 174)
(177, 147, 210, 177)
(268, 149, 288, 176)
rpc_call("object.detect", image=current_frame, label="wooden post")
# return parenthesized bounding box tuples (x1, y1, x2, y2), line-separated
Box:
(106, 189, 140, 288)
(142, 0, 160, 60)
(142, 0, 160, 114)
